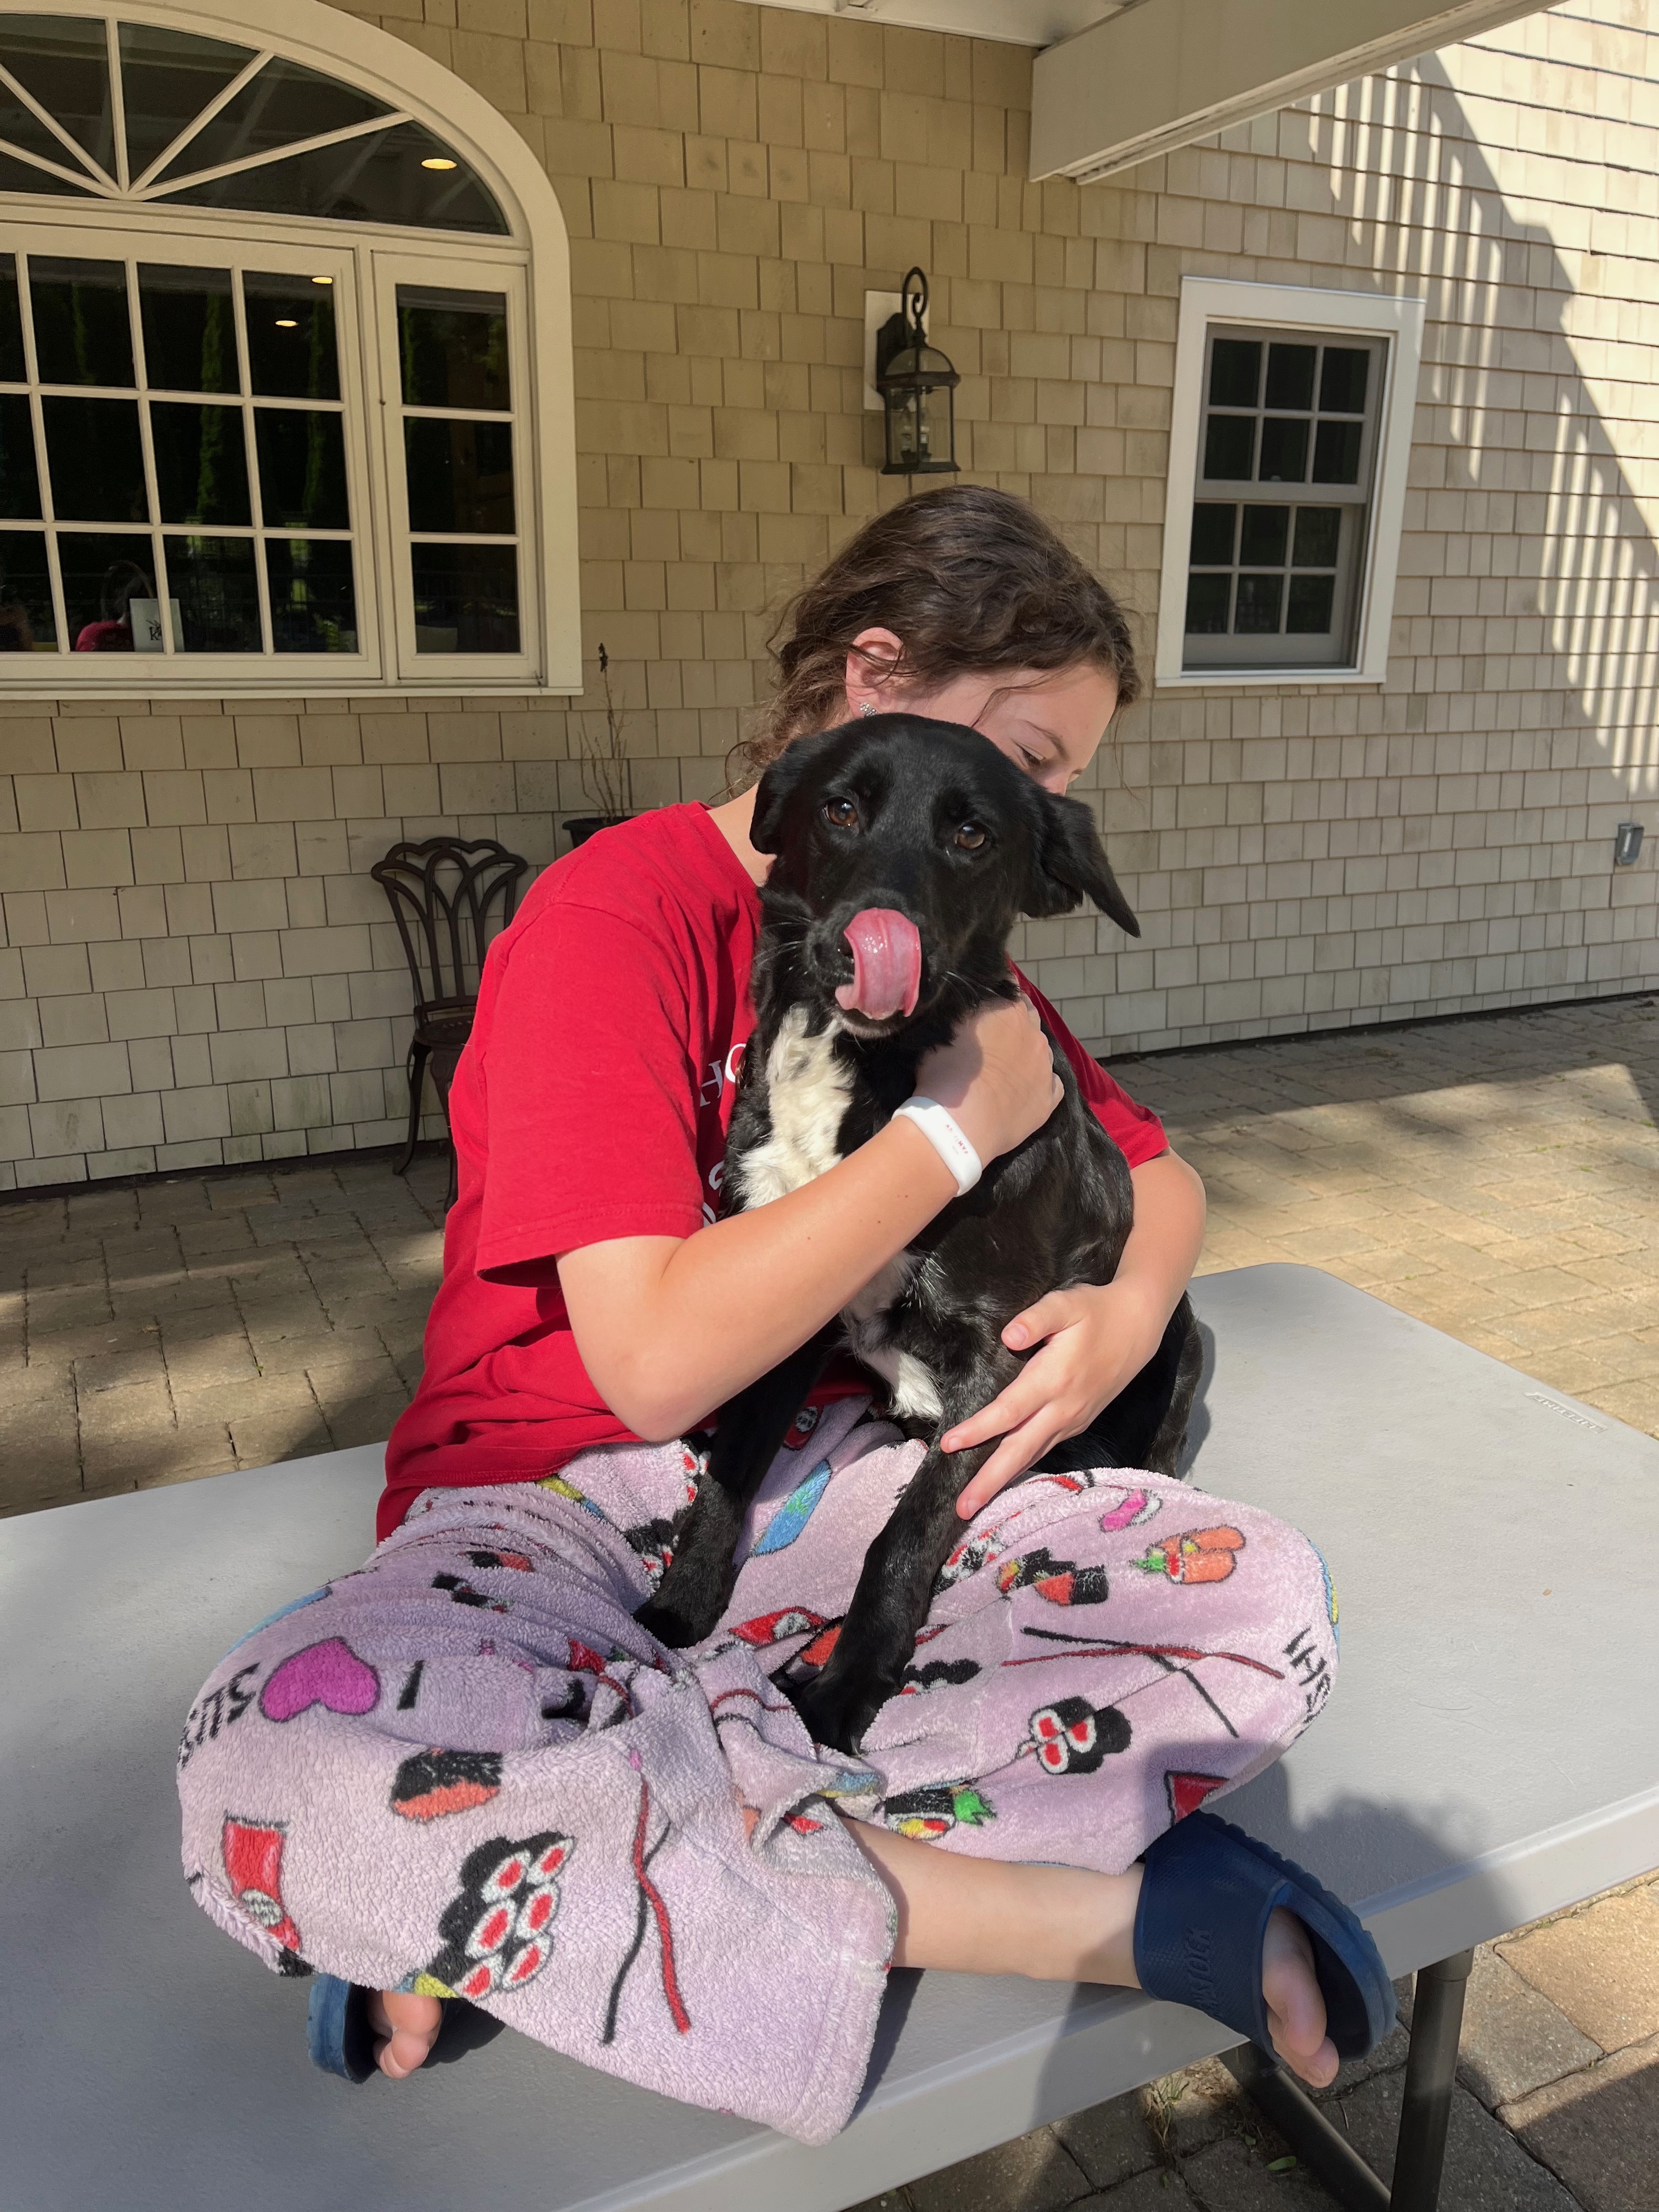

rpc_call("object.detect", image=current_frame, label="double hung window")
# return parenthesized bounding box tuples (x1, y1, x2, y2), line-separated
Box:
(1157, 280, 1424, 687)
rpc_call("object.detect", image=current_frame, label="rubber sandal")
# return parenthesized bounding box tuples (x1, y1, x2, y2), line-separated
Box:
(1132, 1810, 1396, 2062)
(306, 1974, 379, 2083)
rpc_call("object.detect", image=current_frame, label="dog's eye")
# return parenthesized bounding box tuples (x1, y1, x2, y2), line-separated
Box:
(825, 798, 859, 830)
(953, 822, 988, 851)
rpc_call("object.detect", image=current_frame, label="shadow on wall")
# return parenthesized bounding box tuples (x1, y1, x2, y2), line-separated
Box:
(1315, 52, 1657, 944)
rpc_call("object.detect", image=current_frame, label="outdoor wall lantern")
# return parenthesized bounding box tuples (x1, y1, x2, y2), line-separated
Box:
(876, 269, 959, 478)
(1614, 821, 1645, 866)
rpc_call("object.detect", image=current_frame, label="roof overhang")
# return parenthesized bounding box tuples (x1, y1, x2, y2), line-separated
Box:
(1031, 0, 1545, 182)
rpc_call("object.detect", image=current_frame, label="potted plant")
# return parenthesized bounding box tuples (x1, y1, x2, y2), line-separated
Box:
(565, 642, 635, 849)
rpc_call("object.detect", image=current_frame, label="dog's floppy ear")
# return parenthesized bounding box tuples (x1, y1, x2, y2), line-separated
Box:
(1025, 788, 1140, 937)
(751, 726, 845, 854)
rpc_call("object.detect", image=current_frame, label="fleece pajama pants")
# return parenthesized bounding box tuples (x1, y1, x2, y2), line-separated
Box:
(177, 1396, 1340, 2144)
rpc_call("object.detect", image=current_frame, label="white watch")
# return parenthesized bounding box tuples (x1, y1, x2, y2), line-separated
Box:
(893, 1097, 983, 1195)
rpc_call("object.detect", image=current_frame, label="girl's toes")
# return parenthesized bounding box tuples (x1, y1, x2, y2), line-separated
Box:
(367, 1989, 443, 2080)
(1261, 1905, 1334, 2084)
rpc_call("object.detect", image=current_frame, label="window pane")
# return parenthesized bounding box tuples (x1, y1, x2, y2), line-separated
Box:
(413, 542, 520, 653)
(1184, 571, 1231, 636)
(0, 394, 40, 517)
(1265, 343, 1315, 411)
(266, 538, 357, 653)
(30, 259, 134, 388)
(151, 403, 251, 526)
(404, 419, 514, 534)
(61, 533, 155, 650)
(160, 55, 391, 181)
(1257, 417, 1308, 483)
(0, 15, 115, 178)
(0, 532, 55, 649)
(1293, 507, 1341, 567)
(1234, 574, 1283, 634)
(1189, 503, 1235, 566)
(1313, 419, 1363, 484)
(1209, 338, 1259, 408)
(139, 265, 239, 393)
(118, 23, 259, 182)
(253, 409, 348, 529)
(1239, 505, 1289, 566)
(398, 287, 510, 410)
(0, 60, 83, 170)
(1320, 347, 1370, 414)
(0, 148, 96, 197)
(244, 274, 340, 401)
(1286, 574, 1337, 634)
(164, 534, 261, 650)
(0, 257, 20, 381)
(1203, 414, 1254, 482)
(172, 120, 510, 235)
(43, 397, 148, 521)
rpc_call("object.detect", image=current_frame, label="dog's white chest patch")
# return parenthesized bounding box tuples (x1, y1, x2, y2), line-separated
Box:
(740, 1006, 853, 1208)
(740, 1007, 945, 1425)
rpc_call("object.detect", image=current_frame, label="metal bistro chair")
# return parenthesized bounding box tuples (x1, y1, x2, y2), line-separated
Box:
(372, 835, 529, 1186)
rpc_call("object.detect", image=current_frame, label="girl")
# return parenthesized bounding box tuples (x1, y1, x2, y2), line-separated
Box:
(178, 488, 1382, 2141)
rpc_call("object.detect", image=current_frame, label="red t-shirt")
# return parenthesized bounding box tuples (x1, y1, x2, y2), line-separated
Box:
(379, 803, 1167, 1538)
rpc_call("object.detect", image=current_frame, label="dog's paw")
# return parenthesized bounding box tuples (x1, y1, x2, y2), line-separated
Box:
(789, 1669, 890, 1756)
(633, 1593, 707, 1650)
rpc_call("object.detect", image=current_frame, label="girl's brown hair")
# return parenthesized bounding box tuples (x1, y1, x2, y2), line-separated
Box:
(734, 484, 1141, 783)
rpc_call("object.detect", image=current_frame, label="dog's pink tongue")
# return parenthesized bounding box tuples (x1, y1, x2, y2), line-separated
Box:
(837, 909, 922, 1020)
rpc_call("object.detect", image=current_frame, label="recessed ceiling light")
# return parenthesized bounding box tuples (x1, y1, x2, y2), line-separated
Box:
(421, 156, 458, 171)
(275, 317, 297, 328)
(311, 274, 333, 286)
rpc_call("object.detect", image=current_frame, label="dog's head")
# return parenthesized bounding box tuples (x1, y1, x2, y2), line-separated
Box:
(750, 714, 1138, 1037)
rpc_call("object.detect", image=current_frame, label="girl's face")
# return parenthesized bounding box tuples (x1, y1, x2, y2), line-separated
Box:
(841, 627, 1119, 798)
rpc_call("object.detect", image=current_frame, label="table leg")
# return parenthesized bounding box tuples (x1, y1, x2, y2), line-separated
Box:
(1222, 1945, 1475, 2211)
(1389, 1948, 1474, 2211)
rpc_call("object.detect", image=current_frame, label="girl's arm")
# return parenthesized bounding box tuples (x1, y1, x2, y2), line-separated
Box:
(558, 995, 1062, 1441)
(941, 1147, 1207, 1515)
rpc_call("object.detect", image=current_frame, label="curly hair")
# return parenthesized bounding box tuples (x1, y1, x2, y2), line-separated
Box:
(732, 485, 1140, 785)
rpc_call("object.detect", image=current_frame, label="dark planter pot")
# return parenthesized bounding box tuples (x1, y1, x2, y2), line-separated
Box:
(565, 814, 634, 850)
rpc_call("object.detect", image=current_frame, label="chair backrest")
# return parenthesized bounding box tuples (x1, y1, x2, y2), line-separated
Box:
(371, 836, 529, 1015)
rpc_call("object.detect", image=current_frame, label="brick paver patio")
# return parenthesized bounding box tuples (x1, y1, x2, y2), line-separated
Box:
(3, 994, 1655, 2209)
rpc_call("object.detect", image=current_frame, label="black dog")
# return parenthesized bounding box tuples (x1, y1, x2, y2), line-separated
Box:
(635, 715, 1201, 1751)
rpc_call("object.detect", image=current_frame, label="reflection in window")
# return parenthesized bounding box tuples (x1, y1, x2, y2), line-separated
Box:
(1, 246, 359, 658)
(0, 15, 508, 234)
(0, 532, 56, 651)
(1184, 322, 1383, 671)
(396, 286, 520, 654)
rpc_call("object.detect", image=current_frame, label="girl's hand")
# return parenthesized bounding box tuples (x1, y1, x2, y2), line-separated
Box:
(915, 995, 1063, 1164)
(941, 1278, 1165, 1516)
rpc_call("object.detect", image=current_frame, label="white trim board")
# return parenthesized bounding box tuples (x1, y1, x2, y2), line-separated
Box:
(1155, 277, 1425, 692)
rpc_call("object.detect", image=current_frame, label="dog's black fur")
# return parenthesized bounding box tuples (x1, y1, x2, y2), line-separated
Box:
(635, 715, 1201, 1751)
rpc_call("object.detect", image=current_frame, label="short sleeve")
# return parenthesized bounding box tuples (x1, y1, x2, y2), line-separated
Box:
(1015, 968, 1168, 1170)
(473, 900, 708, 1278)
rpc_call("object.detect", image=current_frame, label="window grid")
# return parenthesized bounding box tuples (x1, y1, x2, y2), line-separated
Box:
(1182, 325, 1385, 672)
(0, 240, 359, 659)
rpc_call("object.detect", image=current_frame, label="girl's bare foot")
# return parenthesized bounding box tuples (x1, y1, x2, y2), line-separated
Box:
(366, 1988, 443, 2079)
(1262, 1905, 1339, 2087)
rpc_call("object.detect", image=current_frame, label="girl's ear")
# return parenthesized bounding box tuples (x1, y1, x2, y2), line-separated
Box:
(1024, 788, 1141, 936)
(751, 727, 842, 853)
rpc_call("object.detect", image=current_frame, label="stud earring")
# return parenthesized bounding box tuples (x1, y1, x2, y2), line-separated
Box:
(859, 701, 876, 717)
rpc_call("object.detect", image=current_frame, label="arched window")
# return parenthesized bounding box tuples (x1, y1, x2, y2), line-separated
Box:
(0, 0, 578, 693)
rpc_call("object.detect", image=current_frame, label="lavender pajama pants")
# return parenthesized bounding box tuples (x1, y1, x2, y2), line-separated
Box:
(177, 1397, 1339, 2143)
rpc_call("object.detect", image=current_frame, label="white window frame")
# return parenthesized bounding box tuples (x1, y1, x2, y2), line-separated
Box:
(1156, 278, 1425, 689)
(0, 0, 580, 698)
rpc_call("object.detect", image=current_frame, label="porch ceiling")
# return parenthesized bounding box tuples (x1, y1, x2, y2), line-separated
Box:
(1030, 0, 1547, 181)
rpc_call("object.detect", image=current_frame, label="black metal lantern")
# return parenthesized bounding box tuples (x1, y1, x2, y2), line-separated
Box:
(876, 268, 958, 478)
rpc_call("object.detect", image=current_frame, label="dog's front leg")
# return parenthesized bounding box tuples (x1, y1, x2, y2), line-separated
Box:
(634, 1324, 838, 1649)
(790, 1427, 999, 1754)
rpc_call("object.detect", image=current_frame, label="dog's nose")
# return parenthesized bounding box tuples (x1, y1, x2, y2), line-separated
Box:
(837, 909, 922, 1020)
